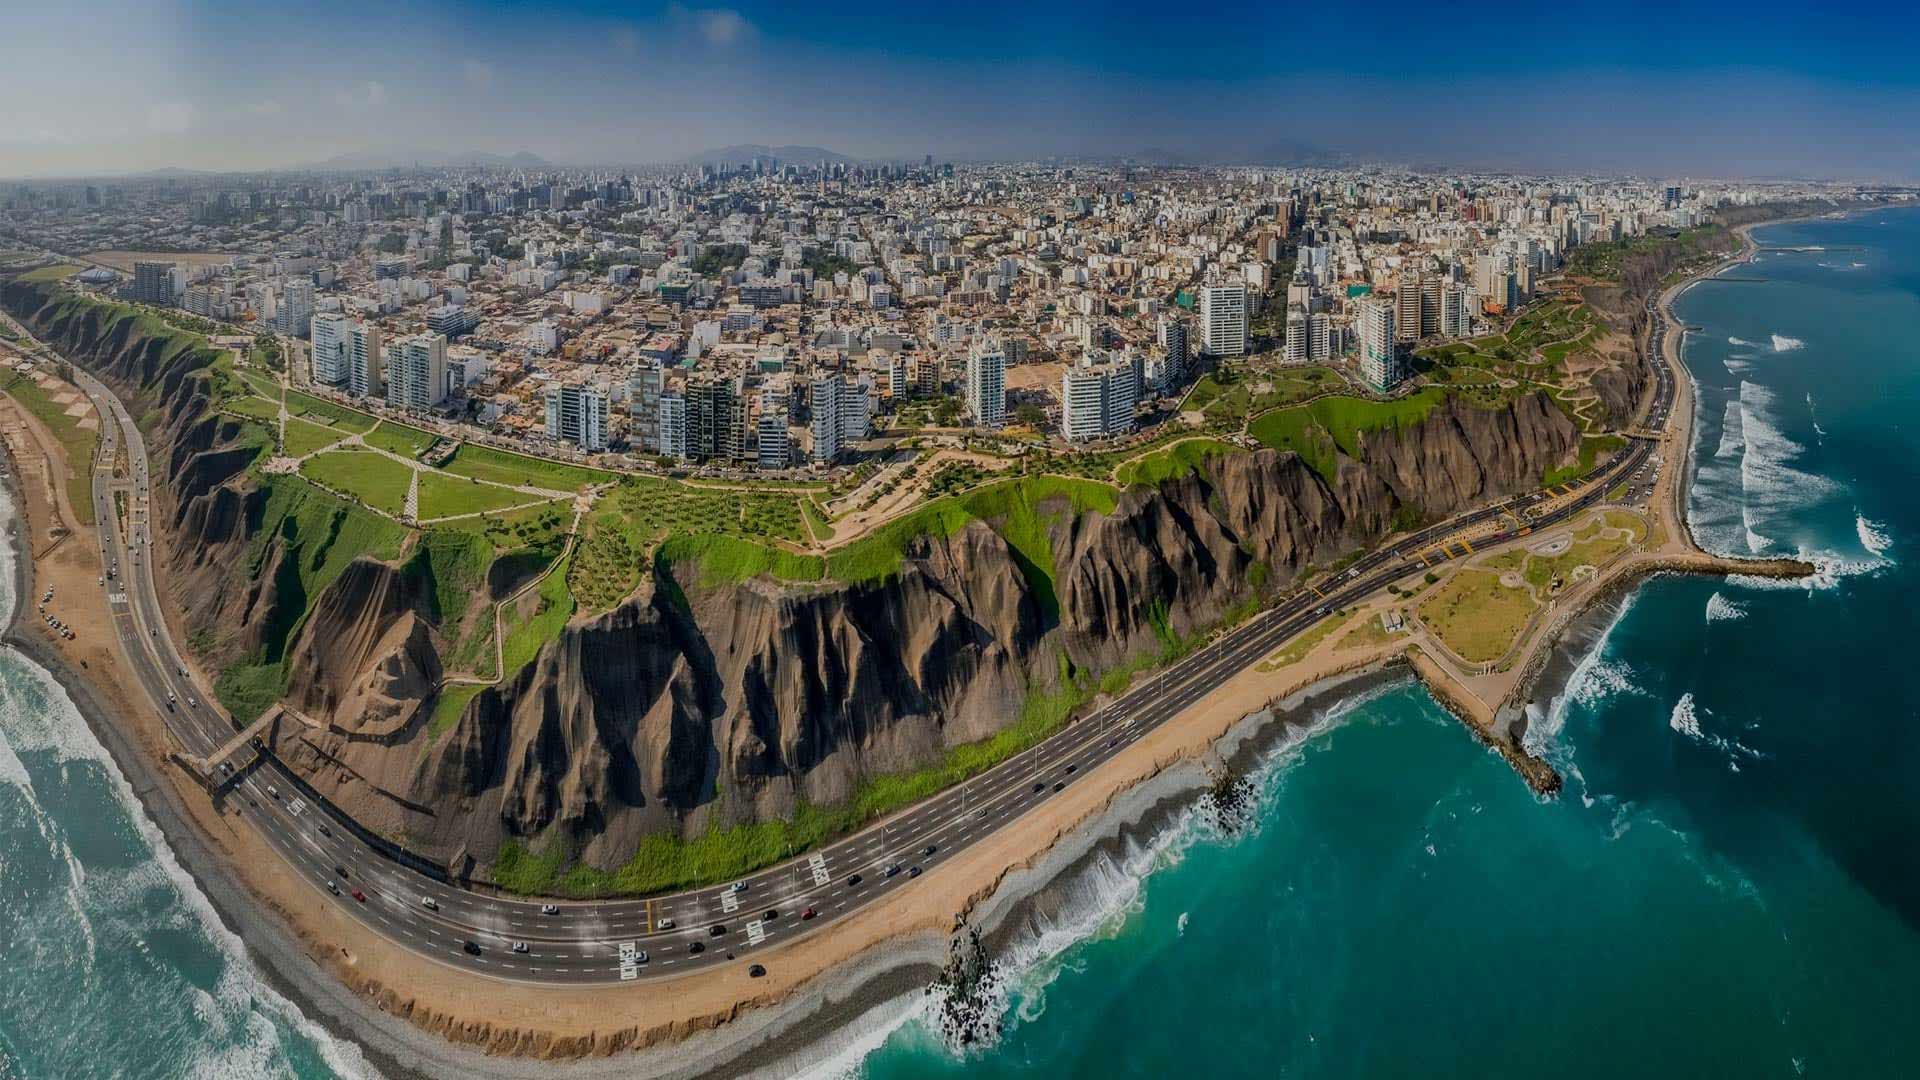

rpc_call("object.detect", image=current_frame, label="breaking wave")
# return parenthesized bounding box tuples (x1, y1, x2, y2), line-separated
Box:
(1857, 512, 1893, 558)
(1704, 592, 1747, 623)
(1727, 336, 1756, 348)
(1770, 334, 1805, 352)
(1669, 693, 1702, 739)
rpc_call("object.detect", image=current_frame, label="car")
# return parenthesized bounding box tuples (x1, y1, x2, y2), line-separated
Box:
(884, 864, 901, 878)
(763, 909, 778, 921)
(462, 940, 482, 956)
(801, 906, 818, 921)
(1053, 781, 1065, 793)
(1032, 782, 1044, 794)
(351, 889, 367, 903)
(922, 845, 937, 857)
(748, 964, 767, 978)
(334, 866, 348, 879)
(266, 785, 280, 799)
(845, 874, 862, 888)
(421, 897, 438, 911)
(688, 941, 705, 955)
(326, 881, 341, 896)
(1065, 763, 1077, 774)
(511, 942, 529, 954)
(633, 950, 648, 964)
(219, 762, 232, 776)
(655, 917, 675, 931)
(727, 881, 749, 894)
(908, 866, 922, 879)
(540, 904, 559, 915)
(318, 824, 331, 837)
(709, 924, 728, 937)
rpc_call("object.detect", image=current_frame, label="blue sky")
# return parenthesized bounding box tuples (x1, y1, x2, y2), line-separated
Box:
(4, 1, 1920, 177)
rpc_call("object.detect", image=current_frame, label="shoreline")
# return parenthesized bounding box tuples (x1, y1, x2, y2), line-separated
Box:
(0, 203, 1847, 1077)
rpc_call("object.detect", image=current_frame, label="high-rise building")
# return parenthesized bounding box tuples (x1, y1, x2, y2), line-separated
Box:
(1419, 276, 1442, 338)
(1060, 353, 1141, 440)
(658, 392, 688, 460)
(1440, 284, 1474, 337)
(345, 321, 383, 399)
(756, 409, 790, 469)
(627, 362, 664, 452)
(1283, 305, 1309, 364)
(276, 279, 314, 337)
(1198, 281, 1247, 357)
(1157, 315, 1189, 386)
(687, 376, 740, 462)
(1358, 299, 1402, 392)
(1395, 280, 1423, 344)
(132, 261, 176, 306)
(1308, 311, 1333, 361)
(809, 372, 869, 463)
(310, 312, 351, 387)
(965, 339, 1007, 427)
(544, 381, 608, 452)
(384, 333, 447, 412)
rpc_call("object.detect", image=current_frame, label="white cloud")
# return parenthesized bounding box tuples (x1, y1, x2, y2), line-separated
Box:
(147, 102, 195, 134)
(666, 5, 753, 48)
(334, 80, 388, 108)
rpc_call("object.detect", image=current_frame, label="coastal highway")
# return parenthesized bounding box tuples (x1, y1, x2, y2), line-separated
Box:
(59, 314, 1667, 987)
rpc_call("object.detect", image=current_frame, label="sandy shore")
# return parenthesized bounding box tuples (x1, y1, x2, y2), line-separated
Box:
(0, 207, 1834, 1078)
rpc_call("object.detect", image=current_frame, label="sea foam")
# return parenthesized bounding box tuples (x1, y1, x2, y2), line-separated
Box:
(1857, 512, 1894, 558)
(1705, 592, 1747, 623)
(1770, 334, 1805, 352)
(1669, 693, 1703, 739)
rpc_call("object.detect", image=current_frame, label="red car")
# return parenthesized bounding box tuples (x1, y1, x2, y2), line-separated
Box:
(801, 906, 818, 921)
(351, 889, 367, 903)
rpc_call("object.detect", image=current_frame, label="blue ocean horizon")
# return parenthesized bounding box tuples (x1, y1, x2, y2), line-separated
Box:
(3, 207, 1917, 1079)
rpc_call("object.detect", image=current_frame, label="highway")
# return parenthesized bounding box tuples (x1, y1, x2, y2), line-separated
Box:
(48, 302, 1671, 987)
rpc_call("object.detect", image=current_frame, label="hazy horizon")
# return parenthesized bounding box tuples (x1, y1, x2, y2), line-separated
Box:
(5, 1, 1920, 181)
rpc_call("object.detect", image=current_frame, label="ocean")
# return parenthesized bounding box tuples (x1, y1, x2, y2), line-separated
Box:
(5, 207, 1919, 1079)
(833, 208, 1920, 1079)
(0, 484, 374, 1079)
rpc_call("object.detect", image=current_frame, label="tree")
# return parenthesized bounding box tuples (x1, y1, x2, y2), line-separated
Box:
(1013, 403, 1047, 427)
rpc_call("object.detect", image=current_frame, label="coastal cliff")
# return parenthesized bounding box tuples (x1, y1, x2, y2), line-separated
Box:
(0, 273, 1580, 882)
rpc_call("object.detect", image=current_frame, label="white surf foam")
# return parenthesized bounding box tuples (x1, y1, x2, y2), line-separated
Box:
(1704, 592, 1747, 623)
(1806, 392, 1826, 442)
(1669, 693, 1702, 739)
(1727, 336, 1756, 348)
(1770, 334, 1805, 352)
(1712, 398, 1744, 460)
(1527, 593, 1642, 760)
(1857, 512, 1893, 558)
(1736, 380, 1838, 553)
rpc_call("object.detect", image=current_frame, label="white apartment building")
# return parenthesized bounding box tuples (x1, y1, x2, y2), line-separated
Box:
(1358, 299, 1402, 392)
(658, 392, 688, 460)
(810, 372, 870, 464)
(965, 339, 1007, 427)
(385, 333, 447, 412)
(1060, 353, 1141, 440)
(310, 312, 351, 387)
(1198, 281, 1248, 357)
(544, 381, 609, 452)
(346, 320, 383, 399)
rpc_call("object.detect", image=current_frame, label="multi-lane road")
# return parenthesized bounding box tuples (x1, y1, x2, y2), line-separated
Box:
(51, 304, 1670, 987)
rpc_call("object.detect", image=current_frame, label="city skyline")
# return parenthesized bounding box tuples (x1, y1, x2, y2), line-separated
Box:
(6, 1, 1920, 180)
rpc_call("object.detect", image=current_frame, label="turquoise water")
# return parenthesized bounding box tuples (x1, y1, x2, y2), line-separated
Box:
(3, 209, 1917, 1080)
(0, 487, 373, 1079)
(839, 209, 1920, 1079)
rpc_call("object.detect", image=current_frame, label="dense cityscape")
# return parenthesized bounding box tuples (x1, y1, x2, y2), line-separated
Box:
(2, 161, 1777, 493)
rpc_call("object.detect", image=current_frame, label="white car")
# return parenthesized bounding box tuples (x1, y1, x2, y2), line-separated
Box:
(540, 904, 559, 915)
(421, 897, 439, 911)
(511, 941, 529, 954)
(728, 881, 748, 894)
(655, 917, 676, 931)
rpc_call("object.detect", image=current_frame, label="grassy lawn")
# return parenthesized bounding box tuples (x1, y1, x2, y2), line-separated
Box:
(1, 373, 100, 524)
(442, 443, 614, 492)
(1416, 569, 1539, 664)
(426, 683, 485, 742)
(300, 449, 414, 517)
(1115, 437, 1239, 488)
(801, 499, 834, 542)
(1334, 612, 1398, 652)
(499, 549, 577, 677)
(219, 395, 282, 424)
(417, 471, 545, 519)
(364, 421, 439, 459)
(280, 416, 348, 457)
(285, 390, 378, 433)
(1249, 387, 1452, 482)
(657, 533, 825, 589)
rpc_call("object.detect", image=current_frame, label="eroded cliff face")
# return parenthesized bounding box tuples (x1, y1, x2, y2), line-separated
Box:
(1, 276, 1579, 875)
